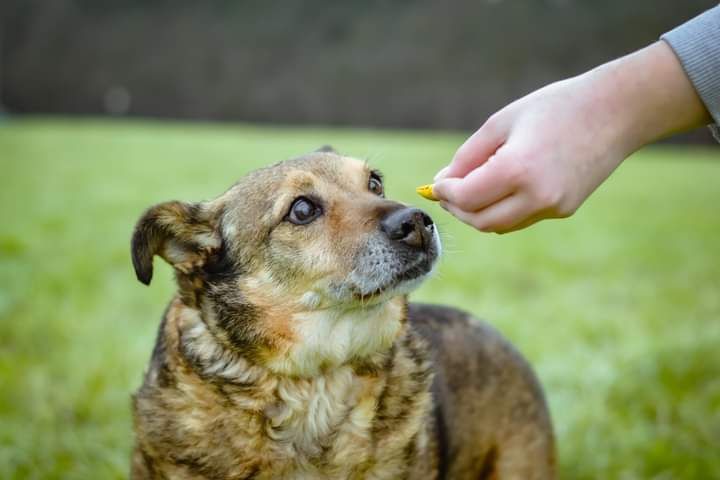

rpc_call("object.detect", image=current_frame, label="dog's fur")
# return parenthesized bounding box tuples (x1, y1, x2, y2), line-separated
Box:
(130, 150, 555, 479)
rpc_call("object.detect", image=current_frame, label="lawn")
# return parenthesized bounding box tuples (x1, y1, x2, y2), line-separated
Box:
(1, 117, 718, 479)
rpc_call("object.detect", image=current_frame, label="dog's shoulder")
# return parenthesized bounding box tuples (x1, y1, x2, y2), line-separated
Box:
(407, 301, 542, 397)
(407, 302, 555, 479)
(407, 302, 507, 355)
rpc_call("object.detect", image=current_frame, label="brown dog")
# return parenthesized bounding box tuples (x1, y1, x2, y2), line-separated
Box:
(129, 148, 555, 479)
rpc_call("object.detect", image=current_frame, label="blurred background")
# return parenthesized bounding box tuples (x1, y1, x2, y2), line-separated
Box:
(1, 1, 719, 479)
(0, 0, 718, 142)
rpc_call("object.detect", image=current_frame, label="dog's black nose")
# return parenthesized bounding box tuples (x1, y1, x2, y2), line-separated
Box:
(380, 208, 434, 249)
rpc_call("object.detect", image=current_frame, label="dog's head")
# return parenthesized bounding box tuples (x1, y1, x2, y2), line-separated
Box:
(131, 148, 440, 375)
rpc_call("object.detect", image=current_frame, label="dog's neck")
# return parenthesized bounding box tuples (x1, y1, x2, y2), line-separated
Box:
(180, 295, 407, 381)
(263, 299, 406, 376)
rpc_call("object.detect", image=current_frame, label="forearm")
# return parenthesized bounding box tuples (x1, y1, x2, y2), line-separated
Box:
(579, 41, 712, 155)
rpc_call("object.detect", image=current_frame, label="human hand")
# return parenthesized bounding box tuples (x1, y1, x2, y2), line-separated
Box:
(432, 41, 711, 233)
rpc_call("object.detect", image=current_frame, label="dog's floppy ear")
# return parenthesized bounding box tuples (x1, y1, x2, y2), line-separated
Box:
(314, 145, 337, 154)
(131, 201, 220, 285)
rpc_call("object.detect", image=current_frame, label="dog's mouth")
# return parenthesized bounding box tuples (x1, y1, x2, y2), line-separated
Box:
(348, 237, 440, 304)
(351, 272, 429, 303)
(352, 283, 396, 303)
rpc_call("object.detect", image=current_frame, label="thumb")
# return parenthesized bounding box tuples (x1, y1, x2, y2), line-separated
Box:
(435, 120, 505, 181)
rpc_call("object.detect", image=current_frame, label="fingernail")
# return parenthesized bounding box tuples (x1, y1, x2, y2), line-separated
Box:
(434, 166, 450, 181)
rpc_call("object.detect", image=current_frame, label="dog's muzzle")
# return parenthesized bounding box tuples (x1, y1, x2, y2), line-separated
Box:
(339, 206, 440, 302)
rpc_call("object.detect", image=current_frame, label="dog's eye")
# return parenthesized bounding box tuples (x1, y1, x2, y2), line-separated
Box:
(369, 173, 384, 197)
(287, 197, 322, 225)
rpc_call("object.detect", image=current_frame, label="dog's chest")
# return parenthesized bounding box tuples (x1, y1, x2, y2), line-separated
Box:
(186, 366, 423, 480)
(254, 367, 383, 477)
(174, 365, 430, 480)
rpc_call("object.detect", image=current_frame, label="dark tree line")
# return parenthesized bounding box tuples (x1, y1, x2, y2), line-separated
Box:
(0, 0, 716, 142)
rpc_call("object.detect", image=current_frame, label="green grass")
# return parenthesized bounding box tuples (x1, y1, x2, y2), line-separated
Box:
(1, 117, 718, 479)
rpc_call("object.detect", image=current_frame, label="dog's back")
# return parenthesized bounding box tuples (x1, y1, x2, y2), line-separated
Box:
(409, 303, 555, 479)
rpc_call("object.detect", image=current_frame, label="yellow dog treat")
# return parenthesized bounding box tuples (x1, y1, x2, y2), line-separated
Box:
(416, 184, 438, 201)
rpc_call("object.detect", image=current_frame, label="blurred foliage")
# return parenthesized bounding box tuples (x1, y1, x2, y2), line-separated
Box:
(0, 118, 719, 478)
(0, 0, 717, 142)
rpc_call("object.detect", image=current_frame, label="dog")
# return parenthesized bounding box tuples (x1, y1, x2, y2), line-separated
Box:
(129, 147, 555, 479)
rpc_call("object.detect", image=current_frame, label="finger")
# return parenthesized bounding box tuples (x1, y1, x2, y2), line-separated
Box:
(437, 120, 506, 181)
(433, 166, 450, 181)
(440, 194, 534, 233)
(432, 155, 515, 212)
(495, 213, 544, 233)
